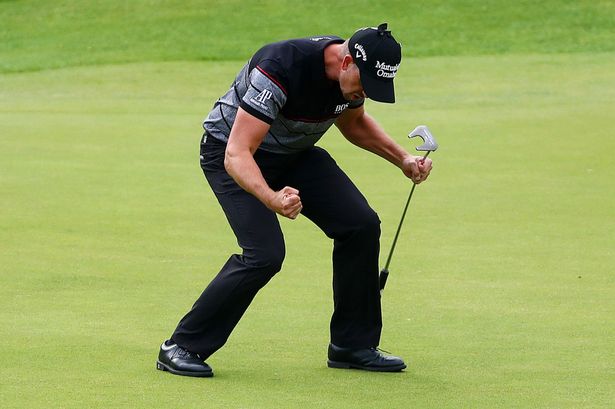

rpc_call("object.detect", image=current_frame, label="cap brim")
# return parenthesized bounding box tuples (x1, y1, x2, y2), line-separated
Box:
(361, 73, 395, 103)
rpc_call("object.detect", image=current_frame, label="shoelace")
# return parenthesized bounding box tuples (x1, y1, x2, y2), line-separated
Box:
(176, 347, 201, 360)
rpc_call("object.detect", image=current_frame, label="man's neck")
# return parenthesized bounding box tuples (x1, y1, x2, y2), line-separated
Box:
(323, 43, 343, 82)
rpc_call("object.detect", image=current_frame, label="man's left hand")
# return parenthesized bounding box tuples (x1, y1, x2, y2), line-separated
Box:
(401, 156, 433, 184)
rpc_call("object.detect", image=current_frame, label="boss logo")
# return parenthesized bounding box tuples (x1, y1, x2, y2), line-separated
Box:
(334, 103, 349, 114)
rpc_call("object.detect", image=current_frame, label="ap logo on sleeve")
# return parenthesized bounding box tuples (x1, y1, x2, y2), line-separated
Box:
(250, 89, 274, 111)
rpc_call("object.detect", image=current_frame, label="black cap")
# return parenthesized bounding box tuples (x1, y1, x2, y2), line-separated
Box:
(348, 23, 402, 103)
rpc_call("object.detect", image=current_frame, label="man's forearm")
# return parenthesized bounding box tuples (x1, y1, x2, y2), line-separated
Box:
(340, 112, 412, 168)
(224, 150, 275, 208)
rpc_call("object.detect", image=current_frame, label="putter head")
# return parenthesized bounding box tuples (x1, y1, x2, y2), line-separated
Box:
(409, 125, 438, 152)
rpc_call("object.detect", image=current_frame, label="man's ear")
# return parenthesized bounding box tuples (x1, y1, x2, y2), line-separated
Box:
(341, 54, 354, 71)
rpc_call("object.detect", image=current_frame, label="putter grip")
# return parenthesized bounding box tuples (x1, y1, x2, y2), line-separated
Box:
(379, 268, 389, 291)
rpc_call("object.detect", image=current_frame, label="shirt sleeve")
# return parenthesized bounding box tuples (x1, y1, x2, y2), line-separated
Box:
(239, 63, 288, 124)
(348, 98, 365, 109)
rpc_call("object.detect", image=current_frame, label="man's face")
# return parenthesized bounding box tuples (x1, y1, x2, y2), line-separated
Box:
(339, 59, 366, 101)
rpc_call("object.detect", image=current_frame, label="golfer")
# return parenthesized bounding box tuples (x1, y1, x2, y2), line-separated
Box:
(157, 23, 433, 377)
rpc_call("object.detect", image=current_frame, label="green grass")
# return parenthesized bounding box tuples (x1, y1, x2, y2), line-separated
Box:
(2, 53, 614, 408)
(2, 1, 615, 408)
(1, 0, 615, 72)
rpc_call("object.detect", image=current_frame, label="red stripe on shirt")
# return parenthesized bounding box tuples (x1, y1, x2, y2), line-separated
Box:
(256, 65, 288, 95)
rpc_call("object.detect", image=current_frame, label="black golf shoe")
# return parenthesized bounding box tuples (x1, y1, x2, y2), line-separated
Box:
(327, 343, 406, 372)
(156, 340, 213, 377)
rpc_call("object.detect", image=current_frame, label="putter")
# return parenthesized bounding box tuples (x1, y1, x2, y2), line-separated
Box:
(379, 125, 439, 292)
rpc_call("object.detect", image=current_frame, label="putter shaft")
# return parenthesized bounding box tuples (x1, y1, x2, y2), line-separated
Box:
(379, 151, 431, 291)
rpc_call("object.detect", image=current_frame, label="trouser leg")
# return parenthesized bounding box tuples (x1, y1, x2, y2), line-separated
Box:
(285, 147, 382, 348)
(171, 137, 287, 358)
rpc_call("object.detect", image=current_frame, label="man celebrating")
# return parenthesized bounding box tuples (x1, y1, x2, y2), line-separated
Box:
(157, 23, 433, 377)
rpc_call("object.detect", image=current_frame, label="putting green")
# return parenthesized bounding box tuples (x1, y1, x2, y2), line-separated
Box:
(1, 52, 613, 408)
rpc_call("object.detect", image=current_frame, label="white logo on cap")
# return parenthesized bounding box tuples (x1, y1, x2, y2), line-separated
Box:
(354, 43, 367, 61)
(375, 61, 399, 78)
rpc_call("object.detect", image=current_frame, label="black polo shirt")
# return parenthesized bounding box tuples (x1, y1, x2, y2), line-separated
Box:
(204, 36, 364, 153)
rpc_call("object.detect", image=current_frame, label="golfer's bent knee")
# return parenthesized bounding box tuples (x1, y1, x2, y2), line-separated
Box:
(352, 209, 381, 238)
(244, 245, 285, 275)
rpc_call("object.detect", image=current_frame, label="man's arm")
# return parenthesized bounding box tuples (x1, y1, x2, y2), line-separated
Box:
(224, 107, 302, 219)
(335, 105, 432, 183)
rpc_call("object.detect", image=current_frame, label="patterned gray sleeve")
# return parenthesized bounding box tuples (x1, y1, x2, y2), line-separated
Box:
(240, 68, 288, 124)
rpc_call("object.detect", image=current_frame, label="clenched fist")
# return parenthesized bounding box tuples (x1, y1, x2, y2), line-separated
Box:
(268, 186, 303, 219)
(401, 155, 433, 184)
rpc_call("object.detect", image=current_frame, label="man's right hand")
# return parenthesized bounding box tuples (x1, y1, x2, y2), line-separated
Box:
(268, 186, 303, 219)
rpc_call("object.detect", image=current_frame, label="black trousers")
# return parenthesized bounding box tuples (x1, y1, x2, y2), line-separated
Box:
(171, 136, 383, 359)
